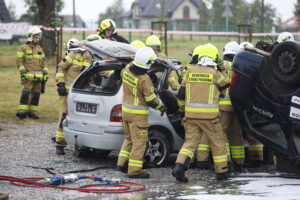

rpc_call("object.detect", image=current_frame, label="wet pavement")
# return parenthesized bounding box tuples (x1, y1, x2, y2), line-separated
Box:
(0, 121, 300, 200)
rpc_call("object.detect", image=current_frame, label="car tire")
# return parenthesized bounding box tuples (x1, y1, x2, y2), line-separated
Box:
(264, 41, 300, 94)
(144, 130, 170, 167)
(74, 147, 110, 159)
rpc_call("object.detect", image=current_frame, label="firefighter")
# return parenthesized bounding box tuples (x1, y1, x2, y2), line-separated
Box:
(98, 18, 129, 43)
(54, 38, 93, 155)
(145, 35, 179, 91)
(16, 27, 48, 120)
(172, 44, 230, 182)
(116, 47, 165, 178)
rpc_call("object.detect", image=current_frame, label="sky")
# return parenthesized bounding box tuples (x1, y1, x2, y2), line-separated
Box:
(4, 0, 297, 26)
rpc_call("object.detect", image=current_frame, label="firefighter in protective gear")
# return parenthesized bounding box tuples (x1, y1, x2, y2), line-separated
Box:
(16, 27, 47, 120)
(196, 41, 245, 172)
(54, 38, 93, 155)
(146, 35, 179, 91)
(172, 44, 230, 182)
(244, 132, 264, 167)
(116, 47, 165, 178)
(98, 18, 129, 43)
(131, 40, 146, 48)
(277, 32, 294, 43)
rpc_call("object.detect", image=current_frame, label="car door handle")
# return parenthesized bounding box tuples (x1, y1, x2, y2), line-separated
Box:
(81, 120, 88, 126)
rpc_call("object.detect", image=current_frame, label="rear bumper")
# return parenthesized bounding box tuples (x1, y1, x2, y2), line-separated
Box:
(64, 125, 124, 151)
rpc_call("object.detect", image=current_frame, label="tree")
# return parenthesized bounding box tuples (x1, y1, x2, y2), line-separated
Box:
(198, 0, 209, 25)
(97, 0, 124, 28)
(20, 0, 64, 57)
(7, 2, 17, 21)
(294, 0, 300, 28)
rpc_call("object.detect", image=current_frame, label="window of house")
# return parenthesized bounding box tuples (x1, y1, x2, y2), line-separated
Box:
(183, 6, 190, 19)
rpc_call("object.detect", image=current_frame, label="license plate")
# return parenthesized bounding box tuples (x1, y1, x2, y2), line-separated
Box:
(76, 102, 97, 114)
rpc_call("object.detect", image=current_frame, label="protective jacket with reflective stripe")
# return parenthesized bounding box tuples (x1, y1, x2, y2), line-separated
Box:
(121, 66, 162, 121)
(56, 49, 93, 89)
(181, 64, 229, 119)
(16, 43, 47, 74)
(219, 61, 233, 111)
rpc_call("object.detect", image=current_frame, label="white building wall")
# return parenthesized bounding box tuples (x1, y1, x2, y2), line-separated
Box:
(171, 0, 199, 20)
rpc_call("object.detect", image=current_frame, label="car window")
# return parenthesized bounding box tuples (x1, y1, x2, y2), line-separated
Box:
(73, 66, 122, 95)
(246, 111, 288, 149)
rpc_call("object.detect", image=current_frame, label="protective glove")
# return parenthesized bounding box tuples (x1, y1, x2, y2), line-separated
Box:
(20, 73, 28, 81)
(159, 105, 166, 116)
(57, 82, 67, 96)
(43, 74, 49, 82)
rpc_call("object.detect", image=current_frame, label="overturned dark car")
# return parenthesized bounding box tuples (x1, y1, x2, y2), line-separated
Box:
(230, 40, 300, 172)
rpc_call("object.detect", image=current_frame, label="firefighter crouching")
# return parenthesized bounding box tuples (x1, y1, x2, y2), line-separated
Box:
(116, 47, 165, 178)
(16, 27, 48, 120)
(172, 43, 230, 182)
(54, 38, 93, 155)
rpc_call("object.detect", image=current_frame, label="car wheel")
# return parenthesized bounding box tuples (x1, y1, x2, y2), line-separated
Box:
(74, 147, 110, 159)
(144, 130, 170, 167)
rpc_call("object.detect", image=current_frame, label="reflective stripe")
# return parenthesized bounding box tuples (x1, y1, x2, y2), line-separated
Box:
(128, 159, 143, 167)
(179, 148, 194, 159)
(17, 51, 24, 57)
(56, 73, 65, 78)
(248, 145, 264, 151)
(82, 62, 90, 67)
(25, 54, 45, 59)
(18, 105, 29, 110)
(123, 71, 138, 88)
(185, 107, 219, 113)
(226, 143, 230, 156)
(219, 97, 232, 105)
(119, 150, 130, 158)
(19, 66, 26, 71)
(65, 56, 73, 64)
(185, 103, 218, 108)
(55, 131, 64, 138)
(198, 144, 210, 151)
(133, 88, 138, 105)
(178, 100, 185, 106)
(213, 154, 227, 163)
(185, 102, 219, 113)
(168, 76, 175, 82)
(29, 105, 39, 111)
(28, 71, 43, 74)
(208, 84, 214, 104)
(186, 83, 190, 102)
(155, 103, 162, 110)
(231, 146, 245, 159)
(65, 81, 72, 89)
(145, 93, 157, 102)
(216, 75, 225, 83)
(122, 104, 149, 114)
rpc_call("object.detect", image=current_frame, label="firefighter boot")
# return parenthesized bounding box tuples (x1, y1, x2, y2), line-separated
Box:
(16, 111, 28, 119)
(127, 172, 150, 179)
(56, 146, 65, 155)
(216, 172, 229, 181)
(172, 164, 188, 183)
(196, 161, 213, 170)
(116, 161, 128, 173)
(28, 112, 39, 119)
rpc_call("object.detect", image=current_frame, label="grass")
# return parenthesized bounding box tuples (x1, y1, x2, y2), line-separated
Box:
(0, 34, 261, 123)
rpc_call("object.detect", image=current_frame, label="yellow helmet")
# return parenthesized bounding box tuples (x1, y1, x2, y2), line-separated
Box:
(198, 43, 219, 61)
(86, 34, 102, 41)
(145, 35, 161, 47)
(100, 19, 116, 32)
(192, 45, 203, 57)
(131, 40, 146, 48)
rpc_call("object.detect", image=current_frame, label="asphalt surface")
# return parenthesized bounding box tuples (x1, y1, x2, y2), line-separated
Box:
(0, 121, 280, 200)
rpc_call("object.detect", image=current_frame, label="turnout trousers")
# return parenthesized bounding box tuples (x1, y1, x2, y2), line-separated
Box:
(176, 118, 228, 174)
(117, 119, 148, 175)
(55, 96, 67, 147)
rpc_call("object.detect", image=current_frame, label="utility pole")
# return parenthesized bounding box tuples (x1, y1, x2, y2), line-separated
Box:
(261, 0, 264, 33)
(73, 0, 76, 27)
(222, 0, 233, 40)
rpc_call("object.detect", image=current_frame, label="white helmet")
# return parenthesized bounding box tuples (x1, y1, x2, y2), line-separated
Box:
(133, 47, 157, 69)
(66, 38, 79, 50)
(277, 32, 294, 43)
(223, 41, 241, 56)
(240, 42, 254, 50)
(26, 27, 42, 42)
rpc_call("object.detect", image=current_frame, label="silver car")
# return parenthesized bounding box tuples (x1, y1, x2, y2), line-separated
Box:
(63, 39, 184, 166)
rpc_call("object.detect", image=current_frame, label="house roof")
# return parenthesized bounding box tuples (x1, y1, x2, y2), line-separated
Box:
(128, 0, 200, 18)
(281, 16, 298, 30)
(0, 0, 11, 22)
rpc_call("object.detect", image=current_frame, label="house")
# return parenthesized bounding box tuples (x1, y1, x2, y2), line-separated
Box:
(0, 0, 11, 22)
(124, 0, 200, 30)
(280, 16, 298, 31)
